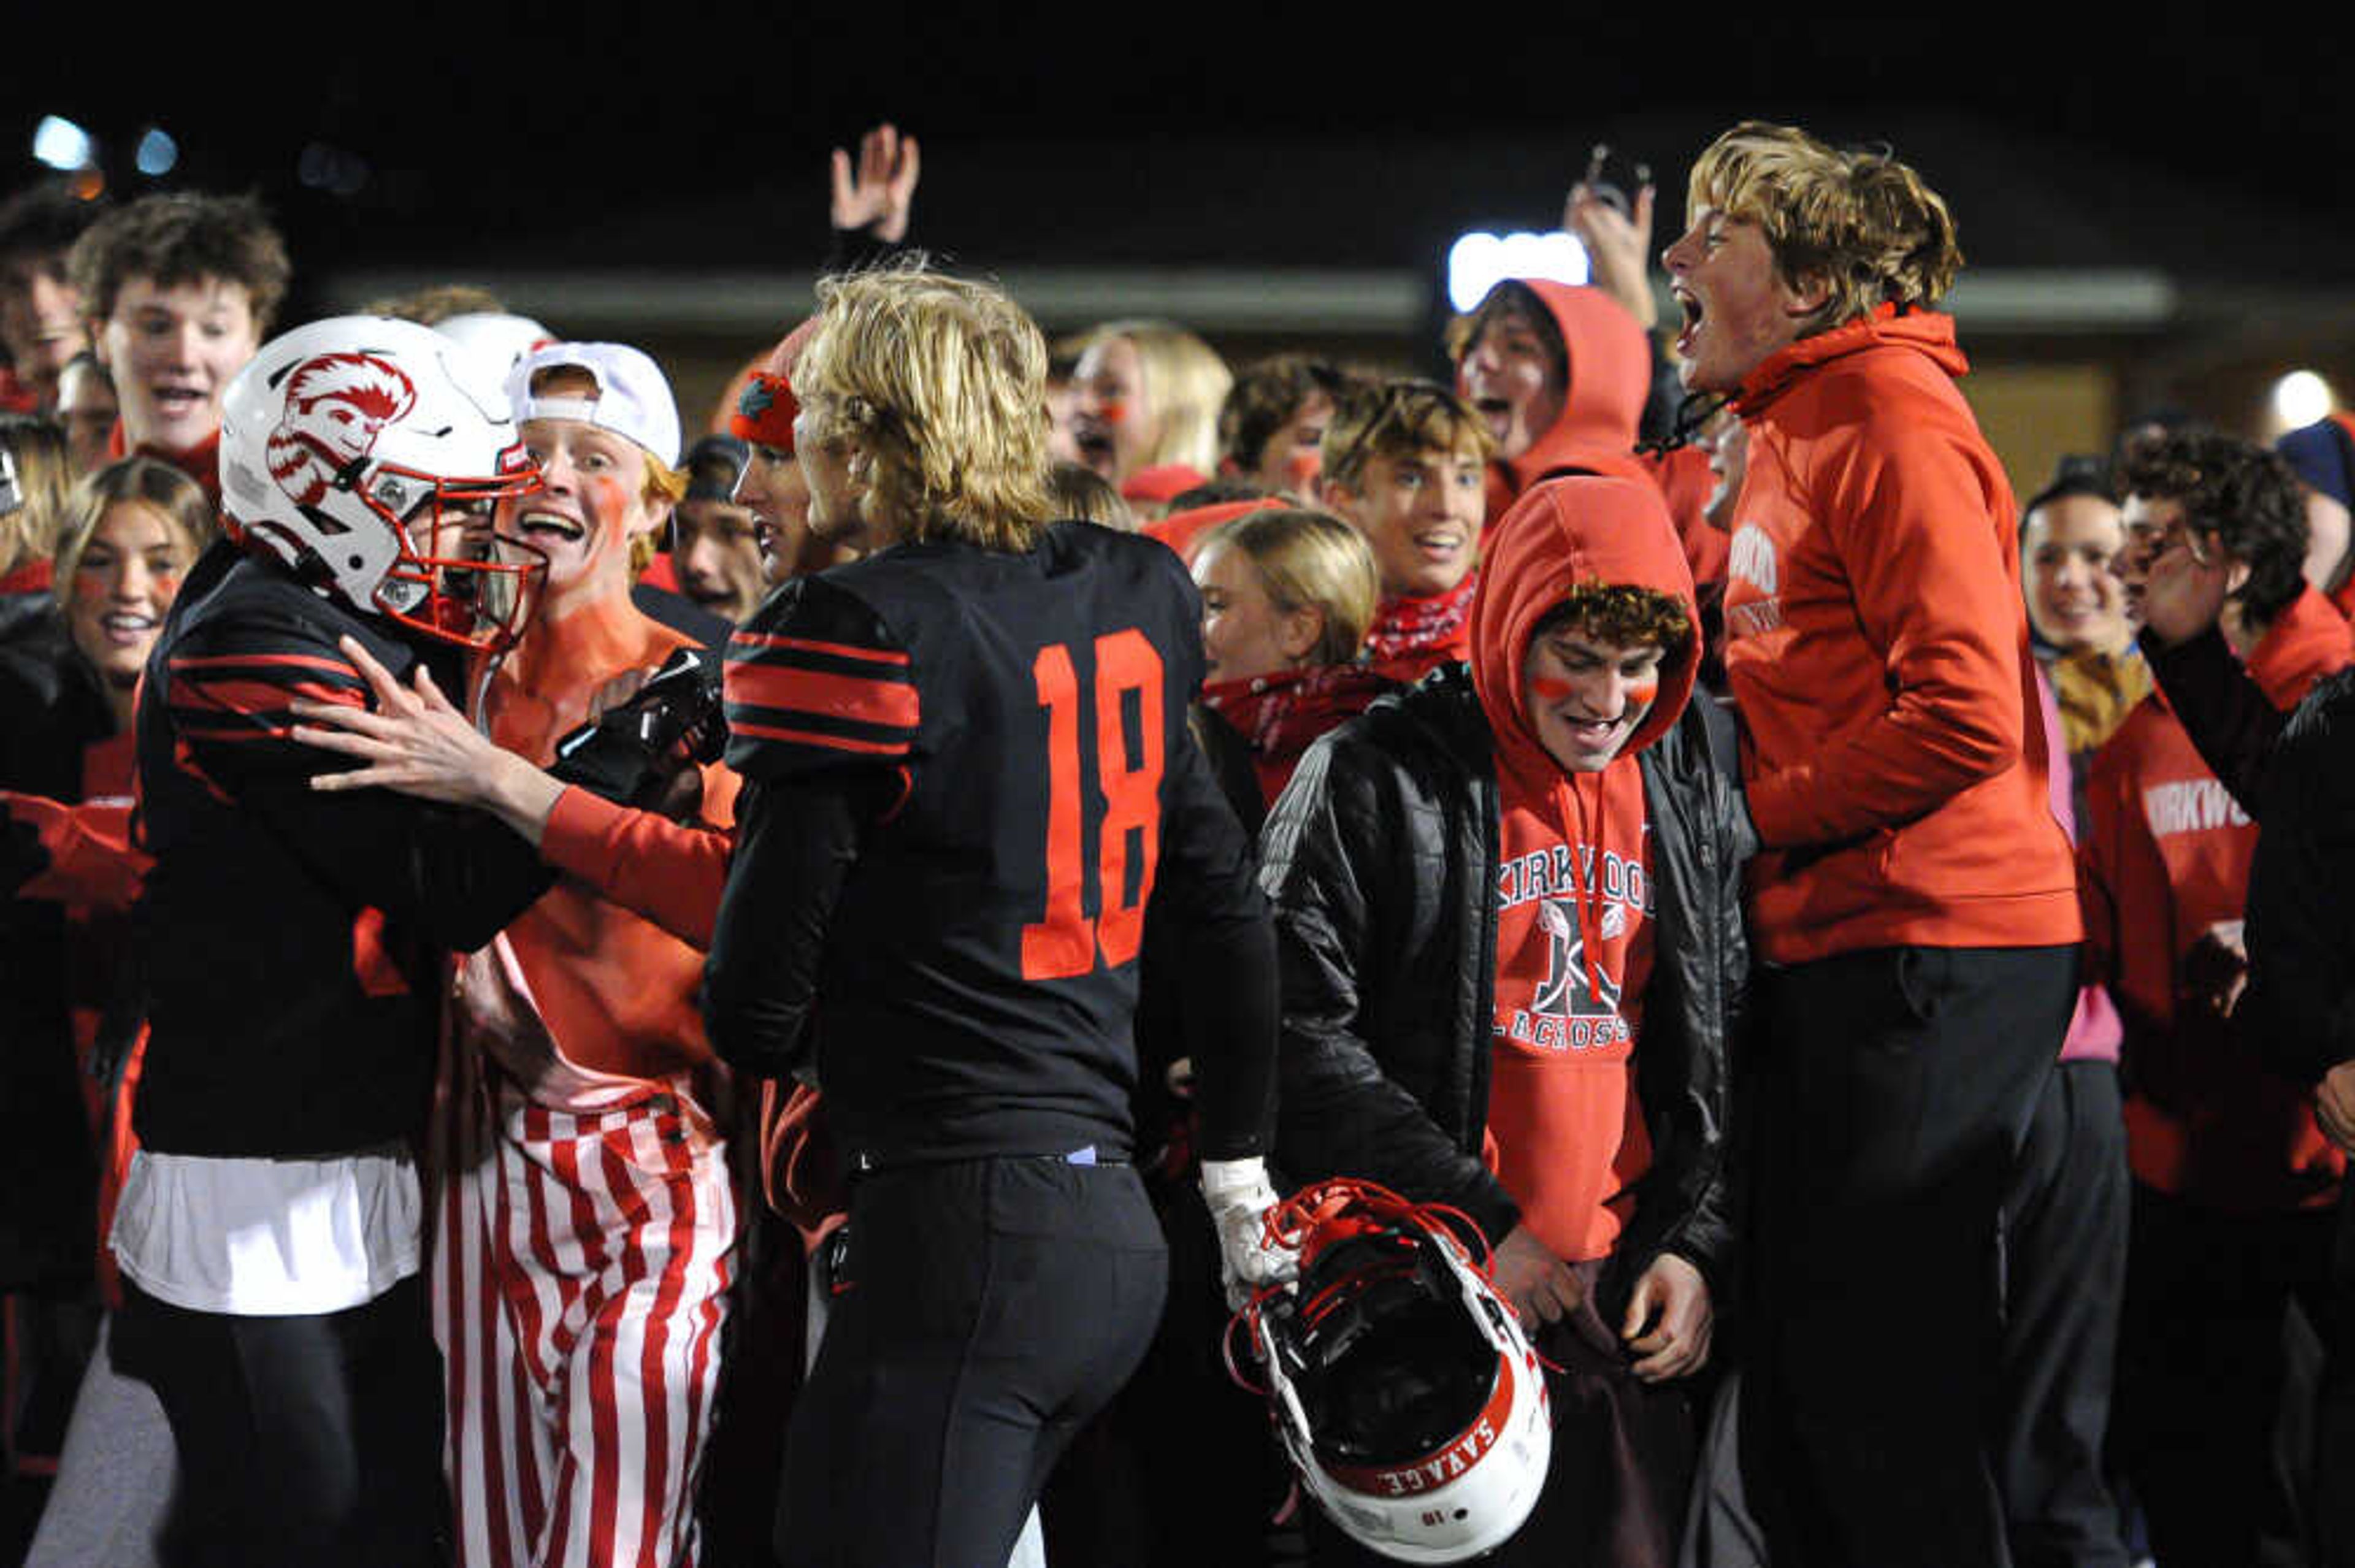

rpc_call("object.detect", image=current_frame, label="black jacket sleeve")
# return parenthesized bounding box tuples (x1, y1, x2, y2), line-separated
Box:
(2242, 671, 2355, 1082)
(2141, 625, 2286, 816)
(703, 775, 868, 1081)
(1625, 701, 1750, 1306)
(1260, 729, 1521, 1244)
(171, 623, 552, 952)
(1152, 725, 1277, 1161)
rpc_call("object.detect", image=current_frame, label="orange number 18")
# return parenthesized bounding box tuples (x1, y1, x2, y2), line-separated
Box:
(1020, 629, 1165, 979)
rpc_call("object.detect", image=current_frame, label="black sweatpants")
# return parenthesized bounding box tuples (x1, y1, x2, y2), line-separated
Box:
(2113, 1182, 2334, 1568)
(1742, 943, 2075, 1568)
(775, 1155, 1167, 1568)
(110, 1273, 446, 1568)
(1997, 1057, 2132, 1568)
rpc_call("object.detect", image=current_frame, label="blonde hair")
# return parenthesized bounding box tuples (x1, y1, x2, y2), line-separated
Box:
(1047, 461, 1135, 531)
(1203, 508, 1379, 667)
(2, 416, 74, 578)
(795, 263, 1056, 552)
(1093, 319, 1231, 476)
(53, 456, 216, 596)
(630, 454, 687, 575)
(1687, 121, 1962, 333)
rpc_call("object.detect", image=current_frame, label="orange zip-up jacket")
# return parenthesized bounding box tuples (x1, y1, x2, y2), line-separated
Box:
(1720, 305, 2079, 961)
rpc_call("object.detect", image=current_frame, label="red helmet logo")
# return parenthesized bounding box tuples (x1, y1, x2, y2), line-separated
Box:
(267, 352, 419, 508)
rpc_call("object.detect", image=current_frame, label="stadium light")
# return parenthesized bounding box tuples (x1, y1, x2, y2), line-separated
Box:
(136, 127, 179, 177)
(33, 116, 94, 171)
(1446, 231, 1590, 314)
(2272, 369, 2335, 430)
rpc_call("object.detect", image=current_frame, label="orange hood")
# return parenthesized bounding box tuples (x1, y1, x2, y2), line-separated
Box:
(1471, 473, 1699, 783)
(1472, 281, 1653, 511)
(1734, 303, 1970, 417)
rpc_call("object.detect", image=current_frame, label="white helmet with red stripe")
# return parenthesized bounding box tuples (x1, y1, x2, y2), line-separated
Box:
(1228, 1179, 1550, 1564)
(218, 315, 548, 653)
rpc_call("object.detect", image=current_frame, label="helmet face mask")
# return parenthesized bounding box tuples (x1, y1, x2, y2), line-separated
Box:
(1231, 1180, 1552, 1565)
(221, 316, 552, 655)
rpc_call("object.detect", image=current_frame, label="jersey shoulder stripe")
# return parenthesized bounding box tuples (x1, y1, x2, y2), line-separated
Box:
(166, 645, 367, 744)
(724, 576, 916, 779)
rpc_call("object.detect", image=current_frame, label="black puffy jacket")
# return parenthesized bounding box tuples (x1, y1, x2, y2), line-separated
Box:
(1259, 665, 1749, 1315)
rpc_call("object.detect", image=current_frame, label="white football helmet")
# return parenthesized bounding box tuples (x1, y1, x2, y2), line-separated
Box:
(219, 315, 546, 653)
(1229, 1179, 1552, 1564)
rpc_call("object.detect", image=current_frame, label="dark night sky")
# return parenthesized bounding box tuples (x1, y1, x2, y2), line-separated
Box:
(9, 6, 2343, 288)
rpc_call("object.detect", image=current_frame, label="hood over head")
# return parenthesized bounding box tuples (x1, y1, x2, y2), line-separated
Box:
(1471, 473, 1699, 778)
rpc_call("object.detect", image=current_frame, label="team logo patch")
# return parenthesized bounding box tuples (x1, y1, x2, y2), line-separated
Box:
(267, 352, 418, 508)
(1531, 897, 1624, 1020)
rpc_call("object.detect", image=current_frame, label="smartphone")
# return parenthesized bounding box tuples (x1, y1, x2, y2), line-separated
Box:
(1580, 143, 1653, 218)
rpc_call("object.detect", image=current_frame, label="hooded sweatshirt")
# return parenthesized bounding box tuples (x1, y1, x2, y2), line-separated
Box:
(1471, 281, 1655, 527)
(1469, 474, 1699, 1264)
(1721, 305, 2080, 962)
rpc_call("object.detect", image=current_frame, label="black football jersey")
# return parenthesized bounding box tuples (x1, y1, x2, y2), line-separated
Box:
(711, 522, 1266, 1165)
(133, 540, 552, 1158)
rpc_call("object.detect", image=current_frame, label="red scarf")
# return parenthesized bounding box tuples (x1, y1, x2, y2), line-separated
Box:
(1363, 572, 1479, 684)
(1200, 663, 1397, 807)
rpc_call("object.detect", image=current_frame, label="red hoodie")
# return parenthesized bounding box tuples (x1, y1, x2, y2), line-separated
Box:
(1470, 281, 1656, 527)
(1469, 473, 1699, 1265)
(2085, 691, 2344, 1212)
(1721, 305, 2080, 962)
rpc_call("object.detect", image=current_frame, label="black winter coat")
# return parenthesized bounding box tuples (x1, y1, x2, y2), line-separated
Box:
(2244, 668, 2355, 1083)
(1259, 665, 1749, 1318)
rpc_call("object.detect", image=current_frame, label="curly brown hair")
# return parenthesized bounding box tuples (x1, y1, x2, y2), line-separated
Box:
(2116, 428, 2310, 626)
(67, 191, 291, 334)
(1531, 582, 1693, 662)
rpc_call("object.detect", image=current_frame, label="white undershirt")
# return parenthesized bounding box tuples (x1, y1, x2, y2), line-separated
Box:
(110, 1142, 421, 1316)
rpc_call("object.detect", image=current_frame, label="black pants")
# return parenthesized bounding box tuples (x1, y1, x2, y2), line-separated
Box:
(775, 1155, 1166, 1568)
(1742, 943, 2075, 1568)
(2113, 1182, 2335, 1568)
(1997, 1058, 2131, 1568)
(111, 1274, 446, 1568)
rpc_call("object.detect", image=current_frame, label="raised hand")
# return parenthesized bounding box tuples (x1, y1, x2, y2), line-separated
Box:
(1566, 178, 1658, 330)
(830, 123, 922, 243)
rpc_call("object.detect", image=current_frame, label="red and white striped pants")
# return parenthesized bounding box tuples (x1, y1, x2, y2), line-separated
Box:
(434, 1059, 737, 1568)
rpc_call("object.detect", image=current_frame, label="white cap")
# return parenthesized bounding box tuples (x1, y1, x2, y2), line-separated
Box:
(435, 312, 554, 377)
(506, 340, 683, 467)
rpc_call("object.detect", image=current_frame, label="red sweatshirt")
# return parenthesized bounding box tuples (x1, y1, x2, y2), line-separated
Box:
(1720, 305, 2078, 961)
(105, 419, 221, 511)
(1471, 281, 1656, 526)
(1469, 474, 1699, 1264)
(2085, 694, 2343, 1212)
